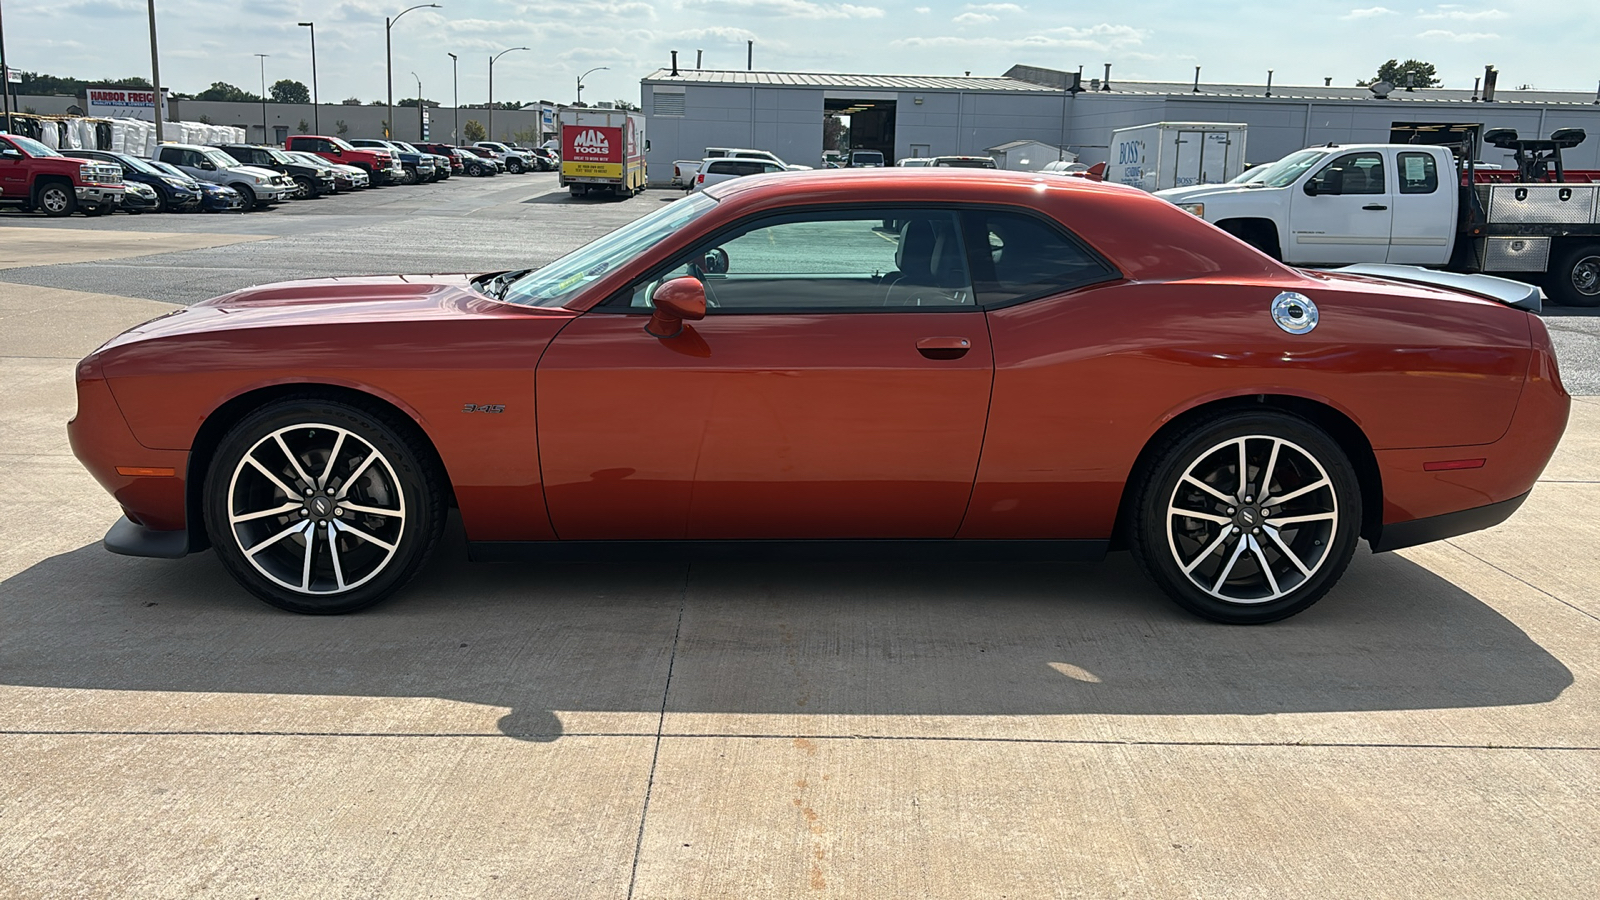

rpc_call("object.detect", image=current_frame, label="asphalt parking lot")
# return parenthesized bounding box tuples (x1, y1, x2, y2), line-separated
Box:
(3, 174, 1599, 898)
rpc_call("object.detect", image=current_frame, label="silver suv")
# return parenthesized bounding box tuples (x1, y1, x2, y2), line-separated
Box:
(152, 144, 293, 209)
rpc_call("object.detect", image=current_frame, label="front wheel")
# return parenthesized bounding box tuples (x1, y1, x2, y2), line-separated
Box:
(233, 184, 257, 210)
(204, 398, 446, 614)
(1546, 242, 1600, 308)
(1130, 411, 1362, 624)
(506, 158, 525, 174)
(36, 182, 76, 217)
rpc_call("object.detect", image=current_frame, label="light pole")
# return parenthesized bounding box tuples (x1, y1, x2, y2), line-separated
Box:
(487, 46, 527, 141)
(386, 4, 440, 140)
(254, 53, 269, 143)
(411, 72, 423, 141)
(146, 0, 163, 142)
(447, 52, 458, 142)
(298, 21, 318, 133)
(576, 65, 608, 106)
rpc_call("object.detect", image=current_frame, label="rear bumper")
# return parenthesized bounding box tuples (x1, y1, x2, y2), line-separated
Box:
(1369, 491, 1529, 552)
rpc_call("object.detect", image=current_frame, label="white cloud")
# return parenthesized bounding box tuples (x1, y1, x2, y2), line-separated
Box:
(1340, 6, 1396, 19)
(681, 0, 884, 18)
(526, 2, 658, 18)
(963, 2, 1024, 11)
(1417, 28, 1498, 40)
(1417, 6, 1507, 21)
(914, 5, 930, 10)
(894, 22, 1146, 53)
(954, 13, 998, 23)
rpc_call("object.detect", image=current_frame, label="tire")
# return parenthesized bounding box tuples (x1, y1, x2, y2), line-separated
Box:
(233, 184, 257, 210)
(1129, 410, 1361, 624)
(204, 397, 447, 615)
(151, 191, 168, 213)
(401, 166, 419, 185)
(293, 175, 318, 198)
(506, 158, 525, 174)
(570, 185, 584, 198)
(1546, 242, 1600, 308)
(36, 181, 76, 217)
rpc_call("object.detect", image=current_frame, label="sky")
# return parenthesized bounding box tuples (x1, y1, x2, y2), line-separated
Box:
(4, 1, 1596, 109)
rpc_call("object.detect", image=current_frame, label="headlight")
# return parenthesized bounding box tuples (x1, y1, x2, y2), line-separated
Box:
(1177, 202, 1206, 217)
(163, 176, 188, 187)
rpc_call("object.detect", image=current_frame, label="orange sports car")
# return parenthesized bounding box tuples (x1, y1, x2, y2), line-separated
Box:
(70, 169, 1569, 623)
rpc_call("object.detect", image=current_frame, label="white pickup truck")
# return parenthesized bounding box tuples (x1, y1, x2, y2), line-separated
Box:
(1156, 141, 1600, 306)
(671, 147, 810, 187)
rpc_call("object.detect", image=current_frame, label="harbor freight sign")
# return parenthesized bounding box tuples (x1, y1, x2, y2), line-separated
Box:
(85, 87, 169, 122)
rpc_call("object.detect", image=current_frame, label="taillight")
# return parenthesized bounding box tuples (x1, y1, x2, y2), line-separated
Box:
(696, 173, 704, 184)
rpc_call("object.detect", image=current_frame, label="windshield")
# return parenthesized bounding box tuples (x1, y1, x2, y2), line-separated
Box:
(497, 193, 718, 308)
(1253, 149, 1328, 188)
(394, 142, 420, 153)
(118, 154, 164, 176)
(201, 147, 243, 169)
(329, 137, 358, 151)
(289, 152, 325, 166)
(853, 151, 883, 164)
(4, 134, 60, 157)
(263, 148, 296, 164)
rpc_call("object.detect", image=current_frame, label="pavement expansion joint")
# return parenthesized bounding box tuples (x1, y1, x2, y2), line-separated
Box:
(626, 563, 691, 900)
(1445, 538, 1600, 625)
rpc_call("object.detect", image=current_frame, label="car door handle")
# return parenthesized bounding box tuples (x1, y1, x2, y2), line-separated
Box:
(1362, 204, 1388, 211)
(917, 337, 972, 360)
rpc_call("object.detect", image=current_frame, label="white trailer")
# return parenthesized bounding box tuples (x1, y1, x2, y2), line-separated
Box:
(1107, 122, 1247, 192)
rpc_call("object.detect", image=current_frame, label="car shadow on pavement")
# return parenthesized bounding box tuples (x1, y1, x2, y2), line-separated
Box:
(0, 518, 1573, 743)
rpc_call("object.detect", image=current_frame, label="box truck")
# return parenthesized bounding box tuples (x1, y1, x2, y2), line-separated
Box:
(1107, 122, 1247, 192)
(559, 108, 647, 198)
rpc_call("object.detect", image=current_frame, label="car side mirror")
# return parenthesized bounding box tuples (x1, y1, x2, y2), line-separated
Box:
(0, 148, 21, 159)
(199, 160, 215, 171)
(1303, 180, 1318, 196)
(645, 139, 652, 151)
(332, 148, 342, 155)
(645, 277, 707, 339)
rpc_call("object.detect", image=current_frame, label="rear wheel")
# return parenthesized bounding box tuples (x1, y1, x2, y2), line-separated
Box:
(233, 184, 257, 210)
(1546, 242, 1600, 308)
(1130, 411, 1361, 624)
(36, 181, 76, 217)
(204, 398, 446, 615)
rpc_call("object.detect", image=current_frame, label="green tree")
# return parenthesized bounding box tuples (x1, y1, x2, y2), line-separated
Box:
(270, 79, 310, 104)
(1359, 59, 1440, 88)
(298, 119, 310, 132)
(611, 99, 640, 111)
(463, 119, 487, 143)
(16, 71, 151, 95)
(335, 120, 350, 136)
(397, 97, 441, 108)
(194, 81, 263, 102)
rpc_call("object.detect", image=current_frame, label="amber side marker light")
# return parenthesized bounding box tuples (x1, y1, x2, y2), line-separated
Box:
(116, 466, 177, 477)
(1423, 459, 1486, 472)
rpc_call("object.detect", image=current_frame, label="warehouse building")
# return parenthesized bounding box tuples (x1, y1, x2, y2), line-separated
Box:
(641, 64, 1600, 182)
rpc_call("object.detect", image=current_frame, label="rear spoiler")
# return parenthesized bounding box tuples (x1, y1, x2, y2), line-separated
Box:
(1333, 264, 1542, 312)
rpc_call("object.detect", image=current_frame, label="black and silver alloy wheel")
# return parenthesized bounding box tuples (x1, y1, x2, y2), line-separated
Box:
(1132, 411, 1361, 624)
(1548, 243, 1600, 308)
(206, 399, 444, 614)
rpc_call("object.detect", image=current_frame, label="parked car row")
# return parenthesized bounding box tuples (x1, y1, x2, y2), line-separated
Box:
(0, 130, 556, 217)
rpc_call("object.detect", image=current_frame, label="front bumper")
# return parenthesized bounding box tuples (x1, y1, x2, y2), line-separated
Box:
(76, 185, 123, 205)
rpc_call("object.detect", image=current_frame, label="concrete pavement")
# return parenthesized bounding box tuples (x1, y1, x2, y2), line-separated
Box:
(1, 226, 1597, 898)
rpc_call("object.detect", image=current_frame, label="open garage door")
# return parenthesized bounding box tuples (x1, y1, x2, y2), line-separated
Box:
(826, 96, 896, 164)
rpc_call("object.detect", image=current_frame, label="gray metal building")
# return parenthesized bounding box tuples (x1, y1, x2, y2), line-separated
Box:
(641, 65, 1600, 183)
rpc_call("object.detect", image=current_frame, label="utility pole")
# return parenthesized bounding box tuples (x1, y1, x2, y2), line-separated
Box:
(412, 72, 422, 141)
(387, 5, 440, 140)
(299, 21, 318, 133)
(255, 53, 269, 143)
(0, 0, 11, 134)
(447, 52, 458, 142)
(147, 0, 164, 143)
(488, 46, 527, 141)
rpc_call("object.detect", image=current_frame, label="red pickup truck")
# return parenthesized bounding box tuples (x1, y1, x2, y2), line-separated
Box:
(283, 135, 401, 185)
(0, 132, 125, 216)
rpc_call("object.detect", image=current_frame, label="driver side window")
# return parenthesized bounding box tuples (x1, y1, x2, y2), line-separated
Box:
(627, 209, 974, 312)
(1308, 152, 1386, 195)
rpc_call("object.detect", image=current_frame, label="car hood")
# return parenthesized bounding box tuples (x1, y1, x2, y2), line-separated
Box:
(95, 275, 570, 353)
(231, 165, 286, 181)
(1155, 182, 1276, 203)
